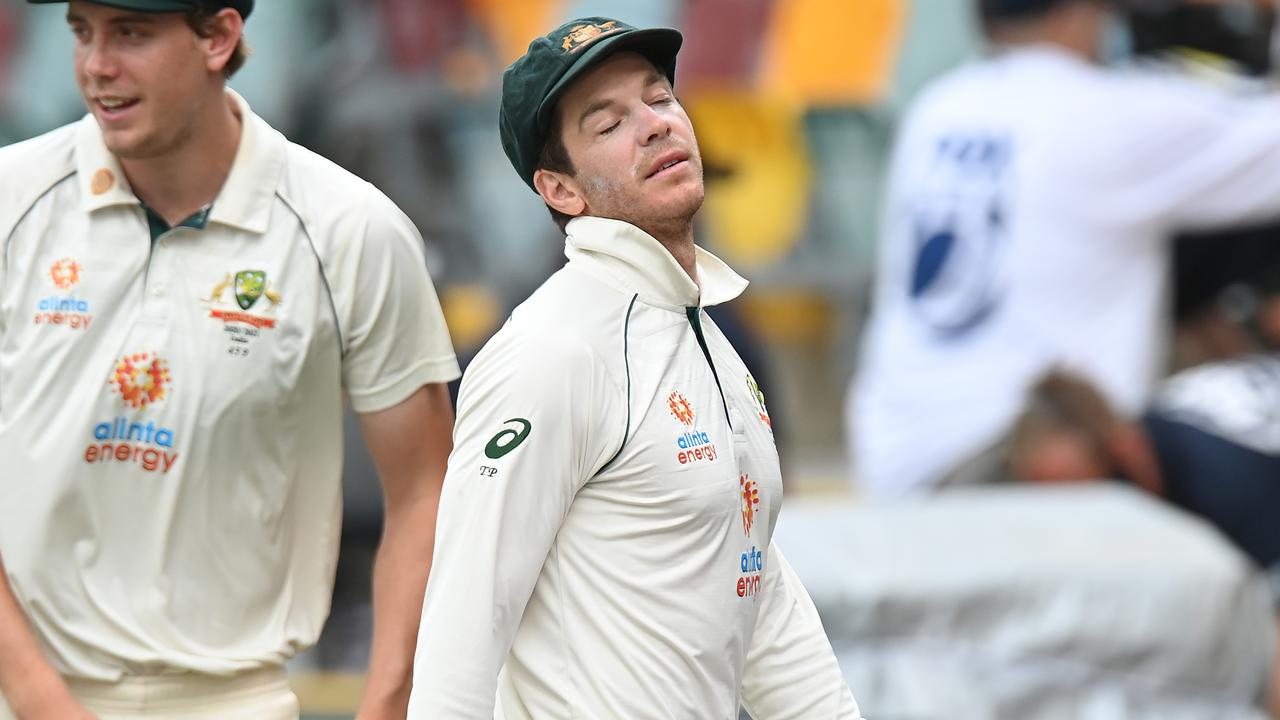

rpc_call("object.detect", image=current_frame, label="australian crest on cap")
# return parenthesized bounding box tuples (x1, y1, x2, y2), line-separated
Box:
(561, 20, 619, 53)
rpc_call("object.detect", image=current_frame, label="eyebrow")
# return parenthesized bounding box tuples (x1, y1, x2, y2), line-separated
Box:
(576, 70, 670, 132)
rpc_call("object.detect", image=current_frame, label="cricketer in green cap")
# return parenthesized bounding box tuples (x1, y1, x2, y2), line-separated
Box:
(500, 17, 682, 192)
(40, 0, 250, 166)
(500, 16, 708, 252)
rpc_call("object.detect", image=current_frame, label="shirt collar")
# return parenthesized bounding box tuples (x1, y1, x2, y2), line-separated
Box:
(564, 216, 748, 310)
(208, 90, 283, 234)
(75, 113, 136, 212)
(74, 89, 283, 234)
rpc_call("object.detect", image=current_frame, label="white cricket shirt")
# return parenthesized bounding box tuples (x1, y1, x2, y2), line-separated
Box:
(851, 46, 1280, 494)
(408, 217, 859, 719)
(0, 91, 460, 679)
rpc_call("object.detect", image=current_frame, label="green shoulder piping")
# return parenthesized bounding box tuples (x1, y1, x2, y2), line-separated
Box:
(599, 293, 640, 472)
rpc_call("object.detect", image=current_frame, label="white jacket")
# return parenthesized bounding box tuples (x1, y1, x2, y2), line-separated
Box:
(409, 217, 859, 719)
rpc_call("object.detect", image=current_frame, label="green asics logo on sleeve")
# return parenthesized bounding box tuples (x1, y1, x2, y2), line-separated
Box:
(485, 418, 532, 459)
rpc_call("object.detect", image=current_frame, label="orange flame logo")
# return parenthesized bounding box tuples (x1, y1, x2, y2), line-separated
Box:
(668, 391, 695, 427)
(109, 353, 171, 409)
(49, 258, 82, 290)
(740, 474, 760, 536)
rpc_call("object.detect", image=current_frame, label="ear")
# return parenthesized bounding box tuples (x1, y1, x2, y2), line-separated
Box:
(534, 168, 588, 218)
(201, 8, 244, 76)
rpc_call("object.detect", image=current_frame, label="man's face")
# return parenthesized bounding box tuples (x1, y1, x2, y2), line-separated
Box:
(68, 1, 214, 159)
(551, 51, 704, 228)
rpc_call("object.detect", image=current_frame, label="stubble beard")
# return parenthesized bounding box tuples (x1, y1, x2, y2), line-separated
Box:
(580, 161, 705, 237)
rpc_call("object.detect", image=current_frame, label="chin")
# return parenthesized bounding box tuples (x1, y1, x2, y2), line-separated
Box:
(104, 131, 169, 161)
(101, 132, 147, 159)
(667, 184, 705, 219)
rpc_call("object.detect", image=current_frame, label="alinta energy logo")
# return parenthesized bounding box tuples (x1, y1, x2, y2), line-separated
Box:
(668, 391, 694, 427)
(110, 352, 170, 408)
(50, 258, 81, 289)
(668, 390, 718, 466)
(734, 473, 766, 599)
(740, 474, 760, 536)
(83, 352, 180, 474)
(34, 257, 93, 330)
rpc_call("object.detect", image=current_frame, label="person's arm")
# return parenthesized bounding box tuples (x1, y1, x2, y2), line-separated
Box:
(740, 546, 861, 720)
(0, 556, 94, 720)
(1099, 82, 1280, 232)
(407, 327, 623, 718)
(334, 186, 461, 718)
(353, 383, 454, 719)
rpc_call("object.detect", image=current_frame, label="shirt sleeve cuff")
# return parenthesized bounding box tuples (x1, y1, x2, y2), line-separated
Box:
(347, 354, 462, 414)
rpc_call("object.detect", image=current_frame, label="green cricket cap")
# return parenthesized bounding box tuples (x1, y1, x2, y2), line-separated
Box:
(28, 0, 253, 20)
(500, 17, 682, 191)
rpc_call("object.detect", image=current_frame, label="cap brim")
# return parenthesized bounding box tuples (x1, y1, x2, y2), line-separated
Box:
(535, 27, 683, 135)
(28, 0, 195, 10)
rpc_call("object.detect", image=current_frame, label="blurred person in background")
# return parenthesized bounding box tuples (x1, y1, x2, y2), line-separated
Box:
(997, 263, 1280, 715)
(858, 2, 1280, 710)
(0, 1, 459, 718)
(408, 17, 859, 719)
(1126, 0, 1280, 366)
(1145, 260, 1280, 717)
(848, 0, 1280, 496)
(950, 0, 1280, 574)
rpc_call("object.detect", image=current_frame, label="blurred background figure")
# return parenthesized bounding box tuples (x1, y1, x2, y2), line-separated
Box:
(848, 0, 1280, 496)
(844, 1, 1280, 715)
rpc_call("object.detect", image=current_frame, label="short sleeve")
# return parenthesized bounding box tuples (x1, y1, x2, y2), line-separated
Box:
(341, 188, 460, 413)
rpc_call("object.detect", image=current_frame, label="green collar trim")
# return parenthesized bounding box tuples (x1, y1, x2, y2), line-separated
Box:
(143, 202, 212, 242)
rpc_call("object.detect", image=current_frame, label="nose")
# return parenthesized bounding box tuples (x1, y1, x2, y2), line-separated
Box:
(80, 39, 118, 82)
(636, 103, 671, 146)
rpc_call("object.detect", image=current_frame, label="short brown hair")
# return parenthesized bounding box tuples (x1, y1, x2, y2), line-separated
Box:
(534, 109, 577, 234)
(185, 7, 251, 78)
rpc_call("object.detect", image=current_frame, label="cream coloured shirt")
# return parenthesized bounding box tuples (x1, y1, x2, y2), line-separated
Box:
(0, 91, 459, 679)
(409, 217, 858, 719)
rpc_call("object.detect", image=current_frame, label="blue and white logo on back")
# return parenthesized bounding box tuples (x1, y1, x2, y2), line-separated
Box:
(907, 134, 1012, 339)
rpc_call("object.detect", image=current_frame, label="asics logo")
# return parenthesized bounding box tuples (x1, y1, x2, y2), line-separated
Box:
(485, 418, 532, 459)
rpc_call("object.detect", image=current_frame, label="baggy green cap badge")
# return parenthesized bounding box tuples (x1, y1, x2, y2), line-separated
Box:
(499, 16, 683, 191)
(27, 0, 254, 19)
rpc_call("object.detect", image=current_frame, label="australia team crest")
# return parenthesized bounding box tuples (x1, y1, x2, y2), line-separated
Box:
(204, 268, 283, 357)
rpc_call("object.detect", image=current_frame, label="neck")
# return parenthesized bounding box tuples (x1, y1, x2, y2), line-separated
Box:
(986, 3, 1103, 61)
(121, 90, 242, 227)
(638, 217, 698, 284)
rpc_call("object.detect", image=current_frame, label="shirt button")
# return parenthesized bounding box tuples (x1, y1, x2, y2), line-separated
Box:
(151, 286, 164, 296)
